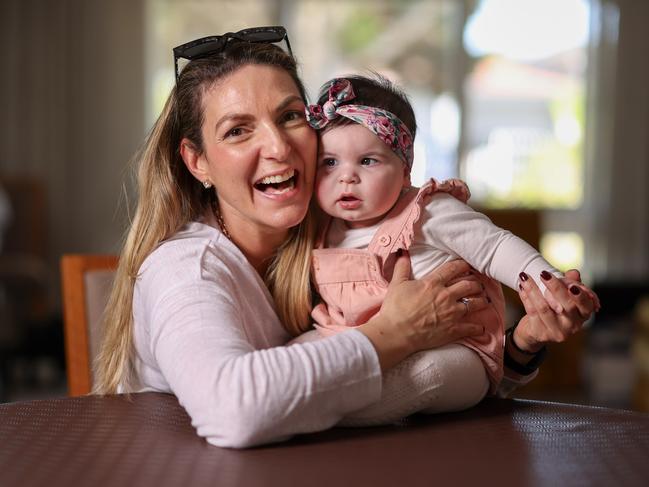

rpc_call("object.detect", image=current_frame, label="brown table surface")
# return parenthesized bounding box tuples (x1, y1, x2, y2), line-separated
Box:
(1, 392, 648, 487)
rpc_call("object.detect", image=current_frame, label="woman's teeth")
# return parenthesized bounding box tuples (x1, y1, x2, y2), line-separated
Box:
(259, 169, 294, 185)
(255, 169, 296, 194)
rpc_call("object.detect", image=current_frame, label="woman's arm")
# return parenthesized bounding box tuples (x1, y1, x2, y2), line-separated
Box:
(146, 292, 385, 448)
(515, 269, 595, 352)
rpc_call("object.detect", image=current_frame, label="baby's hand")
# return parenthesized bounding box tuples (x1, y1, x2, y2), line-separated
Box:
(436, 178, 471, 204)
(560, 273, 601, 313)
(541, 269, 601, 314)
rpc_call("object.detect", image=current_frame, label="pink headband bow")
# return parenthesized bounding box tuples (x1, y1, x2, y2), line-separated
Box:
(305, 79, 414, 169)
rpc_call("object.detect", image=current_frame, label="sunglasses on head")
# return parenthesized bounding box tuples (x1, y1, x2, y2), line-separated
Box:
(172, 26, 293, 82)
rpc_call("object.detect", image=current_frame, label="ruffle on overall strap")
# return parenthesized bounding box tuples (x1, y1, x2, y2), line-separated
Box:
(368, 178, 471, 270)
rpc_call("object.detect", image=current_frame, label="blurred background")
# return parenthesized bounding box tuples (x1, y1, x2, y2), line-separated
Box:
(0, 0, 647, 409)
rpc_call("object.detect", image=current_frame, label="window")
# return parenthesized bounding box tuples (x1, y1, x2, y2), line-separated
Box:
(146, 0, 616, 274)
(462, 0, 590, 209)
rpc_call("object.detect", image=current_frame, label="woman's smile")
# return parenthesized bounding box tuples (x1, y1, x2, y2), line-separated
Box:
(253, 168, 298, 197)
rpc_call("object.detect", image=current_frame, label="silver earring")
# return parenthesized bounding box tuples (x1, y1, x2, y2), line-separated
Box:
(203, 180, 213, 189)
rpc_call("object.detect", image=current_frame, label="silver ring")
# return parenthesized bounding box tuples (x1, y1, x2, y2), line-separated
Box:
(460, 297, 470, 316)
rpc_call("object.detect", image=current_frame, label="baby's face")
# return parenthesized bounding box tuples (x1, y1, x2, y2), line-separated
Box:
(315, 124, 410, 229)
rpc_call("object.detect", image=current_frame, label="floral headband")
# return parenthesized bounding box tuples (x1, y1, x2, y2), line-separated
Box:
(305, 78, 414, 169)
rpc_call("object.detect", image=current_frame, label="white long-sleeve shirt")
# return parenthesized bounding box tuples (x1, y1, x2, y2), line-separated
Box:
(130, 221, 382, 448)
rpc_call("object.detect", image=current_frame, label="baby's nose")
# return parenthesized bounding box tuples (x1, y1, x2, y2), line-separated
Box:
(339, 170, 359, 184)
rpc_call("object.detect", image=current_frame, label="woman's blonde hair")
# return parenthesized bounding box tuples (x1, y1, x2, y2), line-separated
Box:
(94, 42, 315, 394)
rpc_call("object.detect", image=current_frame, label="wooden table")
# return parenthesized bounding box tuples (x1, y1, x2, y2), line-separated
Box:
(1, 392, 648, 486)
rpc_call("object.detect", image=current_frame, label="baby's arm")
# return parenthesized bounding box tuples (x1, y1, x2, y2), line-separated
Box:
(420, 193, 560, 291)
(421, 193, 599, 312)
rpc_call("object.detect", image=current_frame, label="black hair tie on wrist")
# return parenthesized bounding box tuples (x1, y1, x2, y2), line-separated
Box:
(504, 322, 547, 376)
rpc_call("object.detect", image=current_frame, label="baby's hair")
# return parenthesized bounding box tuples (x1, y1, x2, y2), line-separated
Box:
(315, 73, 417, 140)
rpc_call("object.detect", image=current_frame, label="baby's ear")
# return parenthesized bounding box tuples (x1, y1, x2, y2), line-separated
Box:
(403, 166, 412, 188)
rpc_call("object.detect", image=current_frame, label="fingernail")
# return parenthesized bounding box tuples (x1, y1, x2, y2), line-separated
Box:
(519, 272, 529, 282)
(541, 270, 552, 281)
(570, 286, 581, 295)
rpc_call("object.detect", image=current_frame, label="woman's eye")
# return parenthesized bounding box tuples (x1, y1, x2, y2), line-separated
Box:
(225, 127, 243, 138)
(361, 157, 378, 166)
(282, 110, 305, 123)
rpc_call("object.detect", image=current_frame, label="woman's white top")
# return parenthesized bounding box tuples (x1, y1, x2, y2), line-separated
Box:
(130, 221, 382, 448)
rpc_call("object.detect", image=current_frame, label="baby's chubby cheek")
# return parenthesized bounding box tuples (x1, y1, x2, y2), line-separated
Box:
(314, 173, 332, 208)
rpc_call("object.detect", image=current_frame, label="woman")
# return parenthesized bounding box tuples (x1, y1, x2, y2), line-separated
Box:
(95, 27, 595, 448)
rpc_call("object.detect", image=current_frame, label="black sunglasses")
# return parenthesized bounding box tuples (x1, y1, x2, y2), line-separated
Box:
(173, 26, 293, 82)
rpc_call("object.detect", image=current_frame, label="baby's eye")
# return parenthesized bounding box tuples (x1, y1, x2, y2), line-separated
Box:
(361, 157, 379, 166)
(321, 158, 337, 167)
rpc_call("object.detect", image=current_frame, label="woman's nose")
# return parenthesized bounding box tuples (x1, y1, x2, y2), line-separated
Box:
(261, 125, 291, 161)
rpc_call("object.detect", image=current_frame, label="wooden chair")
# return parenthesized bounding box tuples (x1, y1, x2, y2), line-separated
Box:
(60, 254, 118, 396)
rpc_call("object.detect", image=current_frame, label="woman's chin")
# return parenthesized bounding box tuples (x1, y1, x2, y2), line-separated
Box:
(253, 191, 311, 229)
(265, 206, 308, 230)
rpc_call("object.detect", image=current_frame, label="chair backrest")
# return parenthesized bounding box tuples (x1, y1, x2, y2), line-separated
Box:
(60, 254, 118, 396)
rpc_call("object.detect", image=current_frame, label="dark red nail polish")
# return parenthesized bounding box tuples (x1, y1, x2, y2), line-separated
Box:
(570, 286, 581, 295)
(541, 270, 552, 281)
(519, 272, 529, 282)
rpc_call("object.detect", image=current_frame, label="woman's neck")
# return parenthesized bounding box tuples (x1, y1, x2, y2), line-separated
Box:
(232, 230, 286, 276)
(211, 208, 288, 276)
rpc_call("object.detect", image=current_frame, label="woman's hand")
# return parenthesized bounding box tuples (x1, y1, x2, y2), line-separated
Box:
(514, 269, 597, 354)
(359, 253, 488, 371)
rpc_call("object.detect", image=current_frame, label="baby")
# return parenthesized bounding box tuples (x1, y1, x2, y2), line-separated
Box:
(304, 75, 598, 394)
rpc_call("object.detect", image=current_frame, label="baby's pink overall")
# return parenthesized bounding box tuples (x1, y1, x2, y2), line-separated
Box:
(311, 181, 505, 392)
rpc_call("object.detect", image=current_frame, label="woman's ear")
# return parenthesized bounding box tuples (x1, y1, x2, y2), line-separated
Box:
(180, 138, 209, 183)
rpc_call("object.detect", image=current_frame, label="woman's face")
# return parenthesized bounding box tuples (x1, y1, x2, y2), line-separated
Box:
(191, 64, 316, 241)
